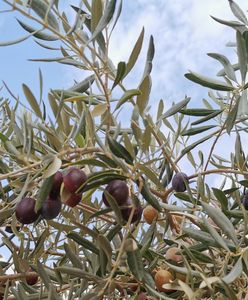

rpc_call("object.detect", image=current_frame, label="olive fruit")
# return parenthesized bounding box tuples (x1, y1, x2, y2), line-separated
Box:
(171, 172, 188, 192)
(121, 199, 143, 224)
(165, 247, 182, 263)
(154, 269, 174, 292)
(137, 292, 147, 300)
(26, 269, 38, 286)
(143, 205, 158, 224)
(41, 195, 61, 220)
(102, 180, 129, 207)
(65, 193, 81, 208)
(50, 171, 63, 197)
(15, 197, 40, 224)
(63, 167, 87, 193)
(242, 194, 248, 210)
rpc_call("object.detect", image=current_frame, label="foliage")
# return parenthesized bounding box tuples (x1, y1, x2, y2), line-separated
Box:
(0, 0, 248, 299)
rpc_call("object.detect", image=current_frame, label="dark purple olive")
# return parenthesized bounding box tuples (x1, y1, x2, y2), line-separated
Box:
(102, 180, 129, 207)
(63, 167, 87, 193)
(171, 172, 188, 192)
(41, 195, 61, 220)
(15, 197, 40, 224)
(121, 198, 143, 224)
(26, 269, 38, 286)
(137, 293, 148, 300)
(242, 194, 248, 210)
(65, 193, 82, 208)
(50, 171, 63, 197)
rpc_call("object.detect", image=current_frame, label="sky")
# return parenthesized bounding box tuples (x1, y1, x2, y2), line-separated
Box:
(0, 0, 246, 101)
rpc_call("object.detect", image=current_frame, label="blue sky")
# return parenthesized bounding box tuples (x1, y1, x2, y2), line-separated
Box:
(0, 0, 246, 104)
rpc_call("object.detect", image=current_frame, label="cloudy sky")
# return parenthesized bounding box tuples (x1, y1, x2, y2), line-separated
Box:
(1, 0, 246, 100)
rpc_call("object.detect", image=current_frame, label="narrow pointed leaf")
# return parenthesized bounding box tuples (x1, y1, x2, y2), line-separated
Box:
(160, 97, 190, 120)
(182, 125, 216, 136)
(56, 266, 100, 281)
(229, 0, 248, 25)
(139, 179, 162, 212)
(191, 110, 223, 125)
(211, 16, 245, 30)
(115, 89, 141, 110)
(201, 201, 238, 245)
(208, 52, 237, 82)
(29, 0, 59, 31)
(97, 234, 112, 264)
(203, 218, 230, 251)
(91, 0, 103, 32)
(125, 27, 144, 77)
(180, 133, 213, 157)
(142, 35, 155, 79)
(107, 136, 133, 164)
(43, 156, 62, 178)
(112, 61, 126, 89)
(68, 75, 95, 93)
(17, 19, 58, 41)
(222, 257, 242, 283)
(126, 241, 144, 281)
(89, 0, 117, 42)
(212, 188, 228, 211)
(37, 261, 51, 289)
(137, 75, 152, 114)
(226, 97, 240, 134)
(67, 232, 99, 255)
(64, 243, 84, 268)
(236, 31, 247, 82)
(183, 228, 236, 251)
(180, 108, 220, 116)
(185, 71, 234, 91)
(22, 84, 42, 118)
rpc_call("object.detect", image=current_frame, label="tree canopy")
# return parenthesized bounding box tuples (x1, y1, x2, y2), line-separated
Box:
(1, 0, 248, 299)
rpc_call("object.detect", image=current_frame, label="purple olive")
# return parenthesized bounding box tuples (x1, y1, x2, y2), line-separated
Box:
(242, 194, 248, 210)
(121, 198, 143, 224)
(15, 197, 40, 224)
(65, 193, 82, 208)
(41, 195, 62, 220)
(63, 167, 87, 193)
(102, 180, 129, 207)
(171, 172, 188, 192)
(26, 268, 39, 286)
(50, 171, 63, 197)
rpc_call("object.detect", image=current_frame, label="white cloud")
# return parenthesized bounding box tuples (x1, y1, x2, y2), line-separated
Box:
(65, 0, 248, 102)
(109, 0, 247, 104)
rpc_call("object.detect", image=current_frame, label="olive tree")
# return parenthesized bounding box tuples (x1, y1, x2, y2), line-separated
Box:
(0, 0, 248, 299)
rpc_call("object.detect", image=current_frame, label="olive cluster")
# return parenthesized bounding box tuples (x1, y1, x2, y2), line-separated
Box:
(15, 167, 87, 224)
(102, 180, 143, 224)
